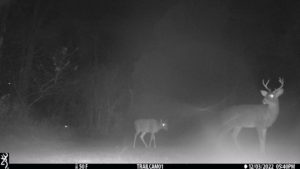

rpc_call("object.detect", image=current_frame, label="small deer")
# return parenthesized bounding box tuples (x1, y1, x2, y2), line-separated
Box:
(133, 119, 168, 148)
(220, 78, 284, 153)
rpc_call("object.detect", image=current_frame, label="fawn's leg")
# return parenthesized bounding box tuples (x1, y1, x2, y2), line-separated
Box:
(140, 132, 148, 148)
(133, 131, 139, 148)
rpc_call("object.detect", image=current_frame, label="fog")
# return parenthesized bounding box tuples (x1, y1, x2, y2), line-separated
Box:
(0, 0, 299, 164)
(2, 93, 300, 163)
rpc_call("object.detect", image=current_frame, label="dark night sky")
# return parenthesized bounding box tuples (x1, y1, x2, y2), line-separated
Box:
(1, 0, 299, 104)
(127, 0, 300, 103)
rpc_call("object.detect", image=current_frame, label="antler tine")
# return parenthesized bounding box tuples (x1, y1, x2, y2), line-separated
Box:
(277, 77, 284, 90)
(262, 79, 271, 91)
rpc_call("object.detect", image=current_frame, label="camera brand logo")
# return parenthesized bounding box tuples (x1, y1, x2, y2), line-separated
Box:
(0, 153, 9, 169)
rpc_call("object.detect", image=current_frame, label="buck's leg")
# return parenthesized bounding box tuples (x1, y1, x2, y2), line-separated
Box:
(217, 124, 232, 149)
(133, 131, 139, 148)
(257, 127, 267, 154)
(232, 127, 242, 151)
(140, 132, 148, 148)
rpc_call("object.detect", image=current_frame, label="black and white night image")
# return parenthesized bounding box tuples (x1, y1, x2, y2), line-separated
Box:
(0, 0, 299, 163)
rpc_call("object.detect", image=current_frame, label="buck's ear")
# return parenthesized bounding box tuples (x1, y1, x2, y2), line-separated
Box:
(260, 90, 268, 96)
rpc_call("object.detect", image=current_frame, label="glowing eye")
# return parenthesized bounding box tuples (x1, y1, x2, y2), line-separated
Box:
(269, 94, 274, 98)
(162, 123, 165, 126)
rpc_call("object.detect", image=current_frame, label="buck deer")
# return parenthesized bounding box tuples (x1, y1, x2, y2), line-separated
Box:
(133, 119, 168, 148)
(220, 78, 284, 153)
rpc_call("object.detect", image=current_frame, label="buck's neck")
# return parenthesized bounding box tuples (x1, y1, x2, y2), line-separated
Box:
(266, 100, 280, 116)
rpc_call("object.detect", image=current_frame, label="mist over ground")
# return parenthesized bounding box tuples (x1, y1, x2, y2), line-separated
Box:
(0, 0, 299, 163)
(1, 93, 300, 163)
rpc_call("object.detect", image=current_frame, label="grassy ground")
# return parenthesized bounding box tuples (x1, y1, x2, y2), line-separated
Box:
(1, 122, 299, 163)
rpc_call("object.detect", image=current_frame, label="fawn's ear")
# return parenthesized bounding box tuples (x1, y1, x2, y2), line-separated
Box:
(260, 90, 268, 97)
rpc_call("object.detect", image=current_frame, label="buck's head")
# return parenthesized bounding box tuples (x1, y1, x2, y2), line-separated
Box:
(261, 78, 284, 105)
(160, 119, 168, 131)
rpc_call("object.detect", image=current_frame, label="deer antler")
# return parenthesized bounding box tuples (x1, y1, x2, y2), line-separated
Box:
(275, 77, 284, 91)
(262, 79, 271, 92)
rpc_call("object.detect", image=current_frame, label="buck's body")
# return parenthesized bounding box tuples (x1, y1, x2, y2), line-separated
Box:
(223, 104, 279, 129)
(220, 78, 284, 153)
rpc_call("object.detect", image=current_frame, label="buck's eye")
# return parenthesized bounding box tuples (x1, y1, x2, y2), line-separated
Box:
(162, 123, 165, 127)
(269, 94, 274, 98)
